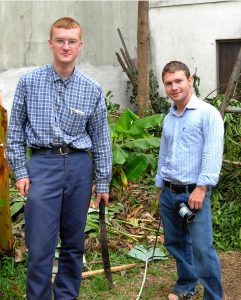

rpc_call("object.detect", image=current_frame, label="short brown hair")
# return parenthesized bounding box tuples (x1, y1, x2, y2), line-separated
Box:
(50, 17, 82, 39)
(162, 61, 190, 82)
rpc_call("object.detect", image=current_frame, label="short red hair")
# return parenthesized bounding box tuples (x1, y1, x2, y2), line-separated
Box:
(50, 17, 82, 39)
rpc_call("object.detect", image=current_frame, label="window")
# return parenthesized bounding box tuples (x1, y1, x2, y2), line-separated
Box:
(217, 40, 241, 94)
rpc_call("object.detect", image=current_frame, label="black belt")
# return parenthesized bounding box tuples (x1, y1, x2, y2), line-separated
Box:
(163, 180, 196, 194)
(31, 146, 82, 155)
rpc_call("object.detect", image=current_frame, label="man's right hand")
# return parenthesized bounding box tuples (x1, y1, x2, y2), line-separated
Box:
(16, 177, 30, 196)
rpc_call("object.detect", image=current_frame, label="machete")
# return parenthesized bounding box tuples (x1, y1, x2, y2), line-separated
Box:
(99, 198, 114, 289)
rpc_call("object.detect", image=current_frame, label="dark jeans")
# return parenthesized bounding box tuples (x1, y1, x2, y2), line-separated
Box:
(25, 151, 93, 300)
(160, 187, 223, 300)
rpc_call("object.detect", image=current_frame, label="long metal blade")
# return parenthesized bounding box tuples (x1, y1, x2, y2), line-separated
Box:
(99, 198, 114, 289)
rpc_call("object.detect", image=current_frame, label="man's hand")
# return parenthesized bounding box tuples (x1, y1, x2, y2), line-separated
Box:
(94, 193, 109, 208)
(16, 177, 30, 196)
(188, 186, 207, 210)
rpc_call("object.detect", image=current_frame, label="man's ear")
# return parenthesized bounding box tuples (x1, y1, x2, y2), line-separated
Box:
(189, 76, 193, 87)
(48, 39, 53, 50)
(78, 40, 83, 52)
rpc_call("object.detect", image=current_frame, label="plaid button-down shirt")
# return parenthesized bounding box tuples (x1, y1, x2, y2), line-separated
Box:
(7, 64, 112, 193)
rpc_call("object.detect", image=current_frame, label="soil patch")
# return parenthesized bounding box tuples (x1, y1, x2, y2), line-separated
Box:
(220, 251, 241, 300)
(141, 250, 241, 299)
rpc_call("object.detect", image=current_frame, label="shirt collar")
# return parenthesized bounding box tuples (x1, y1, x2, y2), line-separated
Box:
(48, 64, 77, 85)
(186, 94, 199, 110)
(170, 94, 198, 116)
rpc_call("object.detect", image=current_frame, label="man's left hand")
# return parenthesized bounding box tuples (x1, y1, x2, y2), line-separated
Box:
(188, 186, 207, 210)
(94, 193, 109, 208)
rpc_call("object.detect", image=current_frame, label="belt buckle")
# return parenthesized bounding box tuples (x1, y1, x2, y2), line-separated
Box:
(59, 146, 68, 155)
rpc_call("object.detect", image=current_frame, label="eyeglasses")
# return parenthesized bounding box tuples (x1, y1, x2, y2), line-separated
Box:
(53, 38, 80, 47)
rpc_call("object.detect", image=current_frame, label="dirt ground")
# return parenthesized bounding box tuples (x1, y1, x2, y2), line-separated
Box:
(80, 250, 241, 300)
(152, 250, 241, 300)
(220, 251, 241, 300)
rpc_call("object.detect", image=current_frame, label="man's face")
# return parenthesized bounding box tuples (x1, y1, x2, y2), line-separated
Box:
(163, 70, 192, 107)
(48, 27, 82, 66)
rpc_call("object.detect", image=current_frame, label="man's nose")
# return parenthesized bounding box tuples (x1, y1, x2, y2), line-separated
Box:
(171, 83, 178, 90)
(63, 41, 70, 49)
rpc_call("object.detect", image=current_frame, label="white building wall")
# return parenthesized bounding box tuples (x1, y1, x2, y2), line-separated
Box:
(149, 0, 241, 98)
(1, 1, 241, 114)
(0, 1, 138, 114)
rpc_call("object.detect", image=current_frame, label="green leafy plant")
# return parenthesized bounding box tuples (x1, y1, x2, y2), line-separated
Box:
(9, 188, 25, 229)
(85, 203, 123, 234)
(84, 202, 142, 242)
(105, 91, 120, 117)
(109, 108, 164, 189)
(192, 68, 201, 97)
(128, 244, 168, 300)
(128, 244, 167, 262)
(206, 94, 241, 250)
(212, 191, 241, 250)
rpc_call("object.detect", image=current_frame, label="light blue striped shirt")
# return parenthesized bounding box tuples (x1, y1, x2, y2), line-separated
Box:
(7, 64, 112, 193)
(155, 95, 224, 188)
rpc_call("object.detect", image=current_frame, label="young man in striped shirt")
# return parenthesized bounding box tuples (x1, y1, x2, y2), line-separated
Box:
(155, 61, 224, 300)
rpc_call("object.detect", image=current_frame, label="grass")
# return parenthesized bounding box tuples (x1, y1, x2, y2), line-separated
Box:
(0, 256, 26, 300)
(0, 246, 178, 300)
(80, 249, 147, 299)
(79, 255, 175, 300)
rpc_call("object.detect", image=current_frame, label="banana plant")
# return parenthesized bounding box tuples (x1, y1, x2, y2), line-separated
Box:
(109, 108, 164, 189)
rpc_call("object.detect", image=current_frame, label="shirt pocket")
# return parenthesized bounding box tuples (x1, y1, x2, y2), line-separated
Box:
(178, 121, 201, 147)
(60, 108, 87, 136)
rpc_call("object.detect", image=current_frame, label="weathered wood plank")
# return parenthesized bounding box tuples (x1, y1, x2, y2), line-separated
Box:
(0, 104, 14, 255)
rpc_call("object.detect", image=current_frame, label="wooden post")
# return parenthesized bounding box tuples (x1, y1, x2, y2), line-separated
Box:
(0, 104, 14, 255)
(137, 0, 150, 117)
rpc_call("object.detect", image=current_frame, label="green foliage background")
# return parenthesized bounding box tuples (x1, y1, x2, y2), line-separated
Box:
(106, 88, 241, 251)
(206, 96, 241, 250)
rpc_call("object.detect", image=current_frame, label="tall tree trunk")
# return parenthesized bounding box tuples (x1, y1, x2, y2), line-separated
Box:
(137, 0, 150, 118)
(0, 104, 14, 255)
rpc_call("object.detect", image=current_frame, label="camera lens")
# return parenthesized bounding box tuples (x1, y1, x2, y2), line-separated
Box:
(179, 203, 196, 222)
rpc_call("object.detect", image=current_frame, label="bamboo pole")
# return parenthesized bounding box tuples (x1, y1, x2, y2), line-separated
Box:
(116, 52, 137, 91)
(117, 28, 136, 71)
(225, 107, 241, 114)
(82, 263, 139, 278)
(120, 48, 133, 71)
(223, 159, 241, 166)
(52, 263, 140, 283)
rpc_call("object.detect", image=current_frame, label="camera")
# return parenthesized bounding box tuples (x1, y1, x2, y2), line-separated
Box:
(179, 203, 196, 223)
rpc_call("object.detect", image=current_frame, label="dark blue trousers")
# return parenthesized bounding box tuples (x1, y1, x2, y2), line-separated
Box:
(25, 151, 93, 300)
